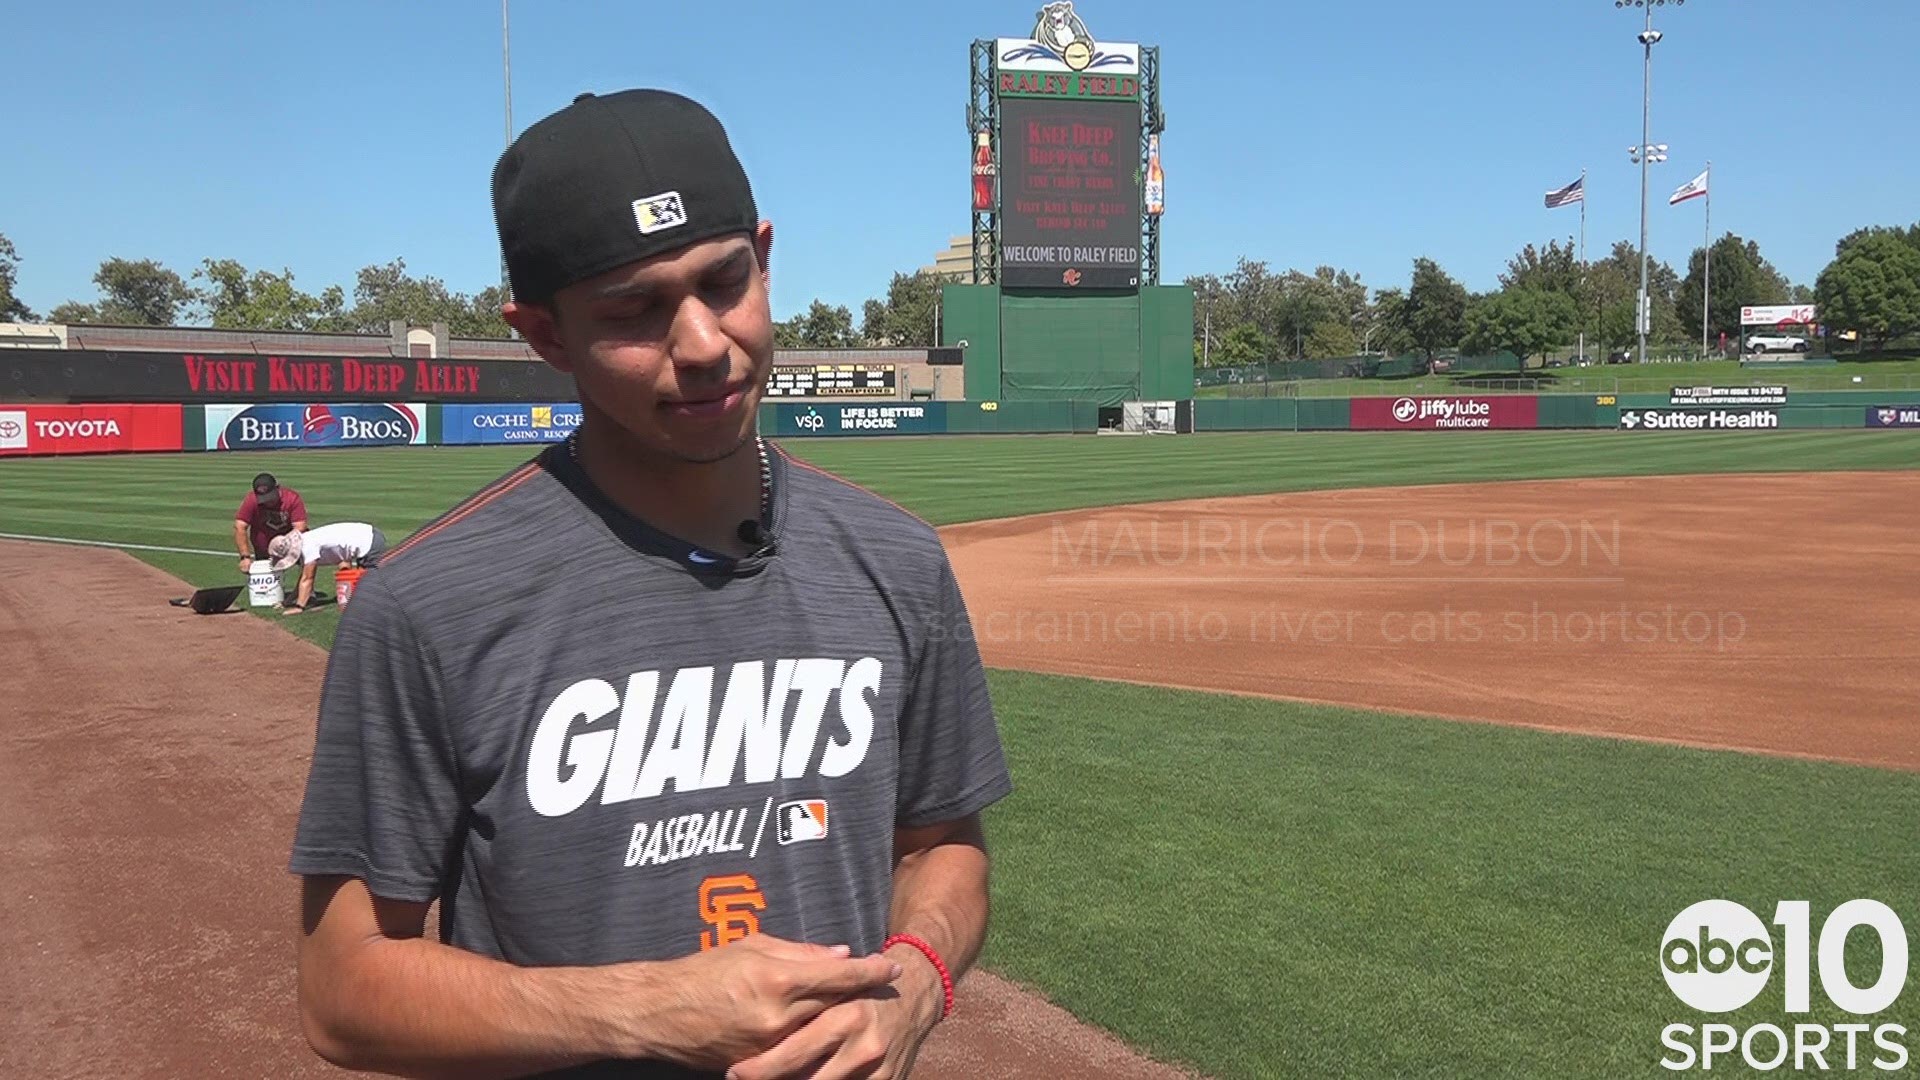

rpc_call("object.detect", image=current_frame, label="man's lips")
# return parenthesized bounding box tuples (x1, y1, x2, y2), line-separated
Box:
(662, 386, 748, 418)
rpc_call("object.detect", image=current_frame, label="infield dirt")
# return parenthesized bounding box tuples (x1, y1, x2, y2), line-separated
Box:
(0, 539, 1193, 1079)
(941, 472, 1919, 771)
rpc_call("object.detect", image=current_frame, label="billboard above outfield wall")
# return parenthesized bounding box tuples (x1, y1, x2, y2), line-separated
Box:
(1350, 396, 1541, 430)
(0, 404, 183, 456)
(770, 402, 948, 436)
(440, 403, 583, 444)
(205, 403, 425, 449)
(1866, 406, 1920, 428)
(0, 348, 575, 404)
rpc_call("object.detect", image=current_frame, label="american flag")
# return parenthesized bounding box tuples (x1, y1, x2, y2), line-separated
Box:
(1544, 177, 1585, 209)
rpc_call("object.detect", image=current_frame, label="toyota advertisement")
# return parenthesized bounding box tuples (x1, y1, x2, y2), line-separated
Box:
(1351, 396, 1541, 431)
(441, 403, 583, 445)
(206, 403, 425, 449)
(0, 404, 185, 457)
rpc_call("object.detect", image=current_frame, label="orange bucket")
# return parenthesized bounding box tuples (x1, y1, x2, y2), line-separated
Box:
(335, 567, 366, 609)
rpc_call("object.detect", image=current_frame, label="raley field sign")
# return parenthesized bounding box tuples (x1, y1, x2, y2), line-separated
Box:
(1351, 396, 1541, 430)
(0, 404, 183, 456)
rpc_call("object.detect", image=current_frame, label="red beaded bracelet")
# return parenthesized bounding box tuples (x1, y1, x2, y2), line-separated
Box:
(883, 933, 954, 1020)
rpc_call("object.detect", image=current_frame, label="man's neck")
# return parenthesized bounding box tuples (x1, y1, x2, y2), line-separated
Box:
(571, 419, 763, 556)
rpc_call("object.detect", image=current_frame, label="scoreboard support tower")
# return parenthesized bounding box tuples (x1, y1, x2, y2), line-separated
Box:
(967, 38, 1162, 287)
(949, 14, 1191, 408)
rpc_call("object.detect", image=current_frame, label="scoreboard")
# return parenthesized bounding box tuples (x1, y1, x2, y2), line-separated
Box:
(767, 363, 897, 398)
(998, 96, 1142, 290)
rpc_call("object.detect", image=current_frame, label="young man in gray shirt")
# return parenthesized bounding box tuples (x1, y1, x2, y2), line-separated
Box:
(290, 88, 1013, 1080)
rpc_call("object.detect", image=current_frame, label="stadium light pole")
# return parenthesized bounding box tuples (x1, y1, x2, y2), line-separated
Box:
(1618, 0, 1683, 363)
(501, 0, 514, 297)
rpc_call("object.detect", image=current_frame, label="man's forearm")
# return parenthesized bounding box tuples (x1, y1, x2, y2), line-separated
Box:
(885, 823, 992, 1008)
(234, 523, 251, 558)
(303, 934, 659, 1080)
(295, 567, 316, 607)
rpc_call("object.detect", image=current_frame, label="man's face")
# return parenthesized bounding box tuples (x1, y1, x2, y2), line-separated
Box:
(511, 224, 775, 465)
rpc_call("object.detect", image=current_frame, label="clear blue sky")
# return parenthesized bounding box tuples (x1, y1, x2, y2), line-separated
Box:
(6, 0, 1915, 322)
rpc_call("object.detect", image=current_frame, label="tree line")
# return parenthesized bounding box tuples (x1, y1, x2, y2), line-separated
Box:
(0, 250, 513, 339)
(2, 225, 1914, 358)
(0, 238, 950, 349)
(1189, 221, 1920, 368)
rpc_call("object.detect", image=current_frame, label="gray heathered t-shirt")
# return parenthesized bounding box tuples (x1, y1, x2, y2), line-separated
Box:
(288, 441, 1013, 1079)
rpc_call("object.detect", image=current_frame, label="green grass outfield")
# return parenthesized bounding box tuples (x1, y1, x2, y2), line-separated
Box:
(2, 431, 1917, 1077)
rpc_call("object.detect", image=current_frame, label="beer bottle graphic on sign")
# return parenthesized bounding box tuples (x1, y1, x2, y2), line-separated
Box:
(972, 129, 995, 211)
(1145, 133, 1165, 217)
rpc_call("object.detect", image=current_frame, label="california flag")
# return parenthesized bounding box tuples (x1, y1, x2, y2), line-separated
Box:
(1669, 169, 1709, 206)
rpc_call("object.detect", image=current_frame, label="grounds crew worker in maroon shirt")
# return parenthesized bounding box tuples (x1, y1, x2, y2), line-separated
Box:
(291, 89, 1011, 1080)
(233, 472, 307, 572)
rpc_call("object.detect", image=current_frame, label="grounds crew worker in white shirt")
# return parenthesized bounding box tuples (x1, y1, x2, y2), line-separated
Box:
(267, 522, 386, 614)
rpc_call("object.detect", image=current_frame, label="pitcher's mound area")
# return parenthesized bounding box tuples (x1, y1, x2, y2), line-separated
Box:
(0, 540, 1194, 1079)
(943, 472, 1919, 771)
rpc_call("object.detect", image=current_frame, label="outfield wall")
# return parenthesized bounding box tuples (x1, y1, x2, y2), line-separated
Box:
(2, 393, 1917, 456)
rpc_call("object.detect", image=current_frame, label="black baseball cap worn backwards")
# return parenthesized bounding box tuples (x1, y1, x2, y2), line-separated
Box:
(492, 89, 759, 306)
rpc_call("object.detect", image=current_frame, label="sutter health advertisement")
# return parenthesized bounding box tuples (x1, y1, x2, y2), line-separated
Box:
(441, 403, 583, 445)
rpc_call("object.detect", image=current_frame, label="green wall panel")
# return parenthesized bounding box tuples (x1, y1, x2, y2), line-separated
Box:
(999, 292, 1142, 404)
(942, 284, 1002, 402)
(1297, 398, 1352, 430)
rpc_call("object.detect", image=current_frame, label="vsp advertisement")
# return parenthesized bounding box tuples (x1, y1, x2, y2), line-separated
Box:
(771, 402, 948, 437)
(440, 403, 583, 445)
(206, 403, 426, 449)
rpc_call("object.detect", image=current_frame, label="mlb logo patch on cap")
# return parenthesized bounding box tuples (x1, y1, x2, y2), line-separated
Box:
(633, 191, 688, 235)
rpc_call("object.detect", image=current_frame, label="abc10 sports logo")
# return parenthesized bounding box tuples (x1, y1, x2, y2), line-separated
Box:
(1660, 899, 1911, 1073)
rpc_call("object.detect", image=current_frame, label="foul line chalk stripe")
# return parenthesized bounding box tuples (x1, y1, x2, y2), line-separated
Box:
(0, 532, 233, 557)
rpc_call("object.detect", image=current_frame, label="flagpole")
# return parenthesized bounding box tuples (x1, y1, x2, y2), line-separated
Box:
(1702, 161, 1712, 357)
(1580, 168, 1588, 366)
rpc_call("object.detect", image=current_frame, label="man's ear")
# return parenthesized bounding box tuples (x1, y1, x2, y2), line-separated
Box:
(502, 299, 573, 374)
(754, 220, 774, 289)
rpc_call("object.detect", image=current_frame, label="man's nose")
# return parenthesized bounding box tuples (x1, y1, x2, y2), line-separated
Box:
(669, 296, 731, 370)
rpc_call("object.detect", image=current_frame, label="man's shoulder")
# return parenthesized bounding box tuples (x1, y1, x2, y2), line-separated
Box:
(360, 455, 567, 595)
(779, 450, 944, 559)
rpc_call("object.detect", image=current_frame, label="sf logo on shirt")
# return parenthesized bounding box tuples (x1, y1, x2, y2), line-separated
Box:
(699, 874, 767, 950)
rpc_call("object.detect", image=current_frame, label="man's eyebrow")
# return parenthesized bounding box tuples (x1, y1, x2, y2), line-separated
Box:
(708, 248, 753, 276)
(593, 278, 653, 301)
(591, 245, 753, 300)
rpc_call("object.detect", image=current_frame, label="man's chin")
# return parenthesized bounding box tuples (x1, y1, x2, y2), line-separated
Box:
(660, 427, 757, 466)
